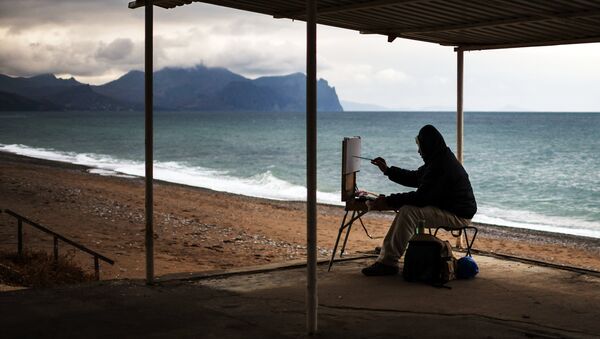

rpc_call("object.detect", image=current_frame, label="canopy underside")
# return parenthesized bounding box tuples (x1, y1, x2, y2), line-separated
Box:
(129, 0, 600, 51)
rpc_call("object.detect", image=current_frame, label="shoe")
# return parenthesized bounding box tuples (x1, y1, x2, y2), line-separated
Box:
(361, 262, 399, 276)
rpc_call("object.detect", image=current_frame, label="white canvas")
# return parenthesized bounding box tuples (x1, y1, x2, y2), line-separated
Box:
(343, 137, 361, 174)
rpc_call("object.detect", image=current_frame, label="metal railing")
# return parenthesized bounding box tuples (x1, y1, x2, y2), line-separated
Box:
(3, 209, 115, 280)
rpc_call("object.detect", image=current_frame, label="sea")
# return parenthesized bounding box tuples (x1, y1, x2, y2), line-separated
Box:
(1, 110, 599, 238)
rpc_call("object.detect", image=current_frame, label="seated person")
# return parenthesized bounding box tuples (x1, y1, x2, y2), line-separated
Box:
(362, 124, 477, 276)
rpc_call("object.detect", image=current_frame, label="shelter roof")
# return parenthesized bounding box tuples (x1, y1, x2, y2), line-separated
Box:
(129, 0, 600, 51)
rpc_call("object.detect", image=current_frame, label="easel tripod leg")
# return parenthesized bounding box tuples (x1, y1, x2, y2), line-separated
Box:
(340, 211, 356, 258)
(328, 211, 349, 272)
(357, 213, 372, 239)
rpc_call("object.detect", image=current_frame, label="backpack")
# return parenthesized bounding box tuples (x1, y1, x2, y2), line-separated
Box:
(402, 233, 457, 286)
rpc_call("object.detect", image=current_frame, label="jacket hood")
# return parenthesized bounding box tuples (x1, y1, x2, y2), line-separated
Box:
(417, 124, 447, 162)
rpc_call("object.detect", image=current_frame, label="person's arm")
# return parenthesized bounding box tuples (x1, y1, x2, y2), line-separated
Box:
(371, 157, 423, 188)
(385, 166, 443, 209)
(386, 166, 423, 188)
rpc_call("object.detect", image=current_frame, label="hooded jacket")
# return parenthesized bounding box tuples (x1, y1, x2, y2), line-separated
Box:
(384, 125, 477, 219)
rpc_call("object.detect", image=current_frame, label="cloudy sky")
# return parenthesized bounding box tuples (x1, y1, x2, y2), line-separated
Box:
(1, 0, 599, 111)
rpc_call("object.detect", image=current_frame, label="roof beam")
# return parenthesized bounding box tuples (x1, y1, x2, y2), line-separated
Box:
(457, 35, 600, 51)
(129, 0, 189, 9)
(129, 0, 145, 9)
(274, 0, 424, 19)
(368, 8, 600, 36)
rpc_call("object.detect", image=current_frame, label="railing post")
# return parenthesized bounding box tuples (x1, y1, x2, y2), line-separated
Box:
(94, 256, 100, 280)
(6, 210, 114, 278)
(53, 236, 59, 263)
(17, 219, 23, 257)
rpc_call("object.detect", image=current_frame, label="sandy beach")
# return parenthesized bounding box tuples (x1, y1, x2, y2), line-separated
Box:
(1, 151, 599, 281)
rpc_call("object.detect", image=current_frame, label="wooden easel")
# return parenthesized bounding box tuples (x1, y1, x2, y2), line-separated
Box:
(328, 137, 378, 271)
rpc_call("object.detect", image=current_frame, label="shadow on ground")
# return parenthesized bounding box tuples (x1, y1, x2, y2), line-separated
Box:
(1, 255, 599, 338)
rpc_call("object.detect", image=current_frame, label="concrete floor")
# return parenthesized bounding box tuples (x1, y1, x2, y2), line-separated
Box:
(1, 254, 599, 338)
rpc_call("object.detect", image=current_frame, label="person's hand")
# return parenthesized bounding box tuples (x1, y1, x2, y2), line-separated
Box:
(371, 157, 388, 174)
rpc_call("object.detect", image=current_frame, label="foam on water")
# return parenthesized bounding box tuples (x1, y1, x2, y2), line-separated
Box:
(0, 144, 341, 205)
(2, 143, 599, 238)
(123, 161, 342, 205)
(88, 169, 136, 178)
(474, 206, 600, 238)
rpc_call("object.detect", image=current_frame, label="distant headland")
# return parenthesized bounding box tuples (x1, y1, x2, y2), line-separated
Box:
(0, 65, 343, 112)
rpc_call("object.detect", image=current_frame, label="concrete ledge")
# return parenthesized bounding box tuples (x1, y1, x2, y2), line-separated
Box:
(155, 253, 376, 283)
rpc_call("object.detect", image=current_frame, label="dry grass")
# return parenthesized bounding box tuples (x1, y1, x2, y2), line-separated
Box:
(0, 250, 95, 288)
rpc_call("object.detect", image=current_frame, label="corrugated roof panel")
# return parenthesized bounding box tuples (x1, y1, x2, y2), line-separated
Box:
(129, 0, 600, 50)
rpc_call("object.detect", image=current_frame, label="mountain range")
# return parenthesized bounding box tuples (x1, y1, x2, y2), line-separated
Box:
(0, 65, 343, 112)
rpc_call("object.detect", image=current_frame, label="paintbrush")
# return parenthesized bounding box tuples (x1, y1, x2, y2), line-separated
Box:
(353, 156, 374, 161)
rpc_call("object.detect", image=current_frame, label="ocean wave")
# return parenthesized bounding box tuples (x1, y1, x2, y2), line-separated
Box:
(2, 143, 599, 238)
(474, 205, 600, 238)
(121, 161, 342, 205)
(0, 143, 342, 205)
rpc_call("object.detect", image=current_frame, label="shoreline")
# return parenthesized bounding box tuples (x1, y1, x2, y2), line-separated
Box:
(1, 150, 600, 281)
(3, 144, 598, 238)
(3, 150, 599, 242)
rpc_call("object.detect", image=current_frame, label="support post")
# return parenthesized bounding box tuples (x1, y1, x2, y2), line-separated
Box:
(456, 48, 464, 249)
(456, 48, 464, 164)
(144, 0, 154, 285)
(306, 0, 318, 335)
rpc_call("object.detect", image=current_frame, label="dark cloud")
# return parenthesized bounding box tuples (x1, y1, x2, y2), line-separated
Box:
(0, 0, 303, 81)
(96, 38, 134, 61)
(0, 0, 133, 34)
(0, 0, 266, 34)
(0, 37, 144, 79)
(209, 42, 303, 77)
